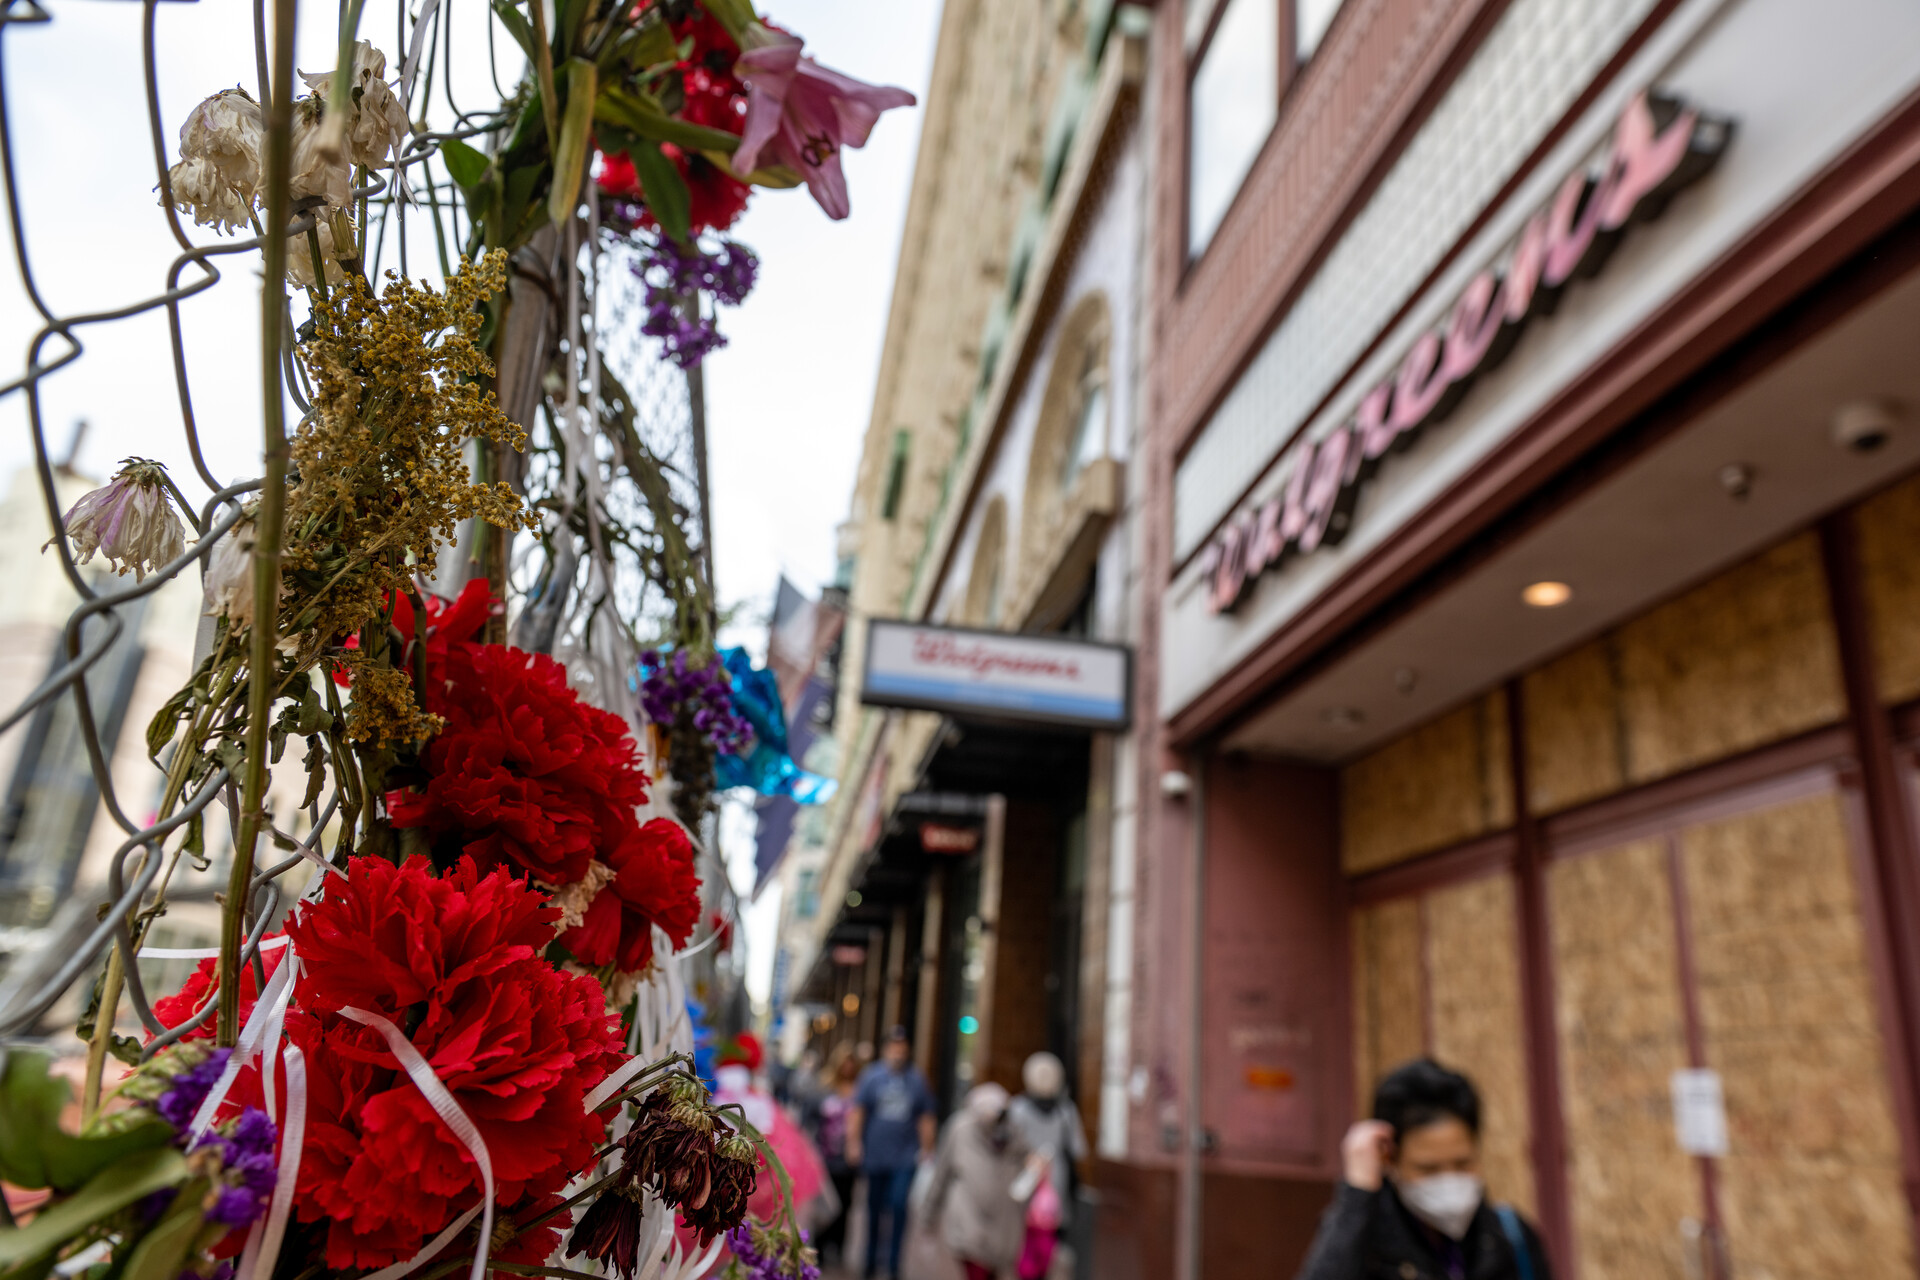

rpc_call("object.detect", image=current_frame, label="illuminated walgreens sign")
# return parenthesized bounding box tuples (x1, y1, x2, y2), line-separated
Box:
(1199, 91, 1732, 614)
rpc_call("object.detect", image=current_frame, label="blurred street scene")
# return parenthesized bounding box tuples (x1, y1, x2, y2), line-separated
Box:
(743, 2, 1920, 1279)
(7, 0, 1920, 1278)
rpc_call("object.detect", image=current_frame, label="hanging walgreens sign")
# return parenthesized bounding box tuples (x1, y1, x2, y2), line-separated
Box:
(861, 618, 1132, 729)
(1199, 91, 1733, 614)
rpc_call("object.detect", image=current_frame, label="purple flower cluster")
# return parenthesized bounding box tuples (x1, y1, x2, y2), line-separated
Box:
(639, 649, 753, 754)
(155, 1046, 232, 1131)
(635, 237, 759, 369)
(726, 1223, 821, 1280)
(195, 1107, 278, 1227)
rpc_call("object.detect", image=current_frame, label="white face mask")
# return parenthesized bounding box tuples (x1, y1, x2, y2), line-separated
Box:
(1396, 1171, 1484, 1240)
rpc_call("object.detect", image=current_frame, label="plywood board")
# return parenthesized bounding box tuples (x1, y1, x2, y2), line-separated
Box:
(1615, 533, 1844, 784)
(1341, 690, 1514, 872)
(1681, 793, 1916, 1278)
(1426, 873, 1534, 1215)
(1524, 638, 1627, 814)
(1350, 897, 1425, 1119)
(1855, 472, 1920, 704)
(1549, 839, 1700, 1280)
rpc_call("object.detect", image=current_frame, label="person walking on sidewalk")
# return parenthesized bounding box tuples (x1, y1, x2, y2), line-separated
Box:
(814, 1047, 863, 1267)
(1297, 1058, 1553, 1280)
(849, 1026, 938, 1280)
(1007, 1051, 1086, 1280)
(927, 1083, 1032, 1280)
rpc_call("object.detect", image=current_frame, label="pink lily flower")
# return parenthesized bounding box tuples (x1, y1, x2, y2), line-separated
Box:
(732, 29, 915, 220)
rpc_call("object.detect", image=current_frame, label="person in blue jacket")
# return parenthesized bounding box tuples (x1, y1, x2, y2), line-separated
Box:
(848, 1026, 938, 1280)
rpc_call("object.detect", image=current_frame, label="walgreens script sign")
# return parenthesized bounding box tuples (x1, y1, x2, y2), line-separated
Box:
(860, 619, 1131, 729)
(1198, 91, 1732, 614)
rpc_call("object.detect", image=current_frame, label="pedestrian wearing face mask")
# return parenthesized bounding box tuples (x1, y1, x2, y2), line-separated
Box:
(926, 1083, 1033, 1280)
(1296, 1058, 1551, 1280)
(1007, 1051, 1087, 1279)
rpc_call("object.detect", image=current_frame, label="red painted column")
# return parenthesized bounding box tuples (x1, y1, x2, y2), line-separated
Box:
(1504, 679, 1576, 1275)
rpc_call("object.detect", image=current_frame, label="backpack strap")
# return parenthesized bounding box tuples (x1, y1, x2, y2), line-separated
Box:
(1495, 1205, 1536, 1280)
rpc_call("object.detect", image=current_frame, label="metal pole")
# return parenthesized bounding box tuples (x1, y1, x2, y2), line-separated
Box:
(686, 357, 717, 633)
(1177, 756, 1207, 1280)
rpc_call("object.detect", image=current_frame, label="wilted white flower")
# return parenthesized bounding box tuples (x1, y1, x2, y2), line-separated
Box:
(164, 88, 263, 233)
(300, 40, 409, 170)
(203, 513, 260, 629)
(290, 96, 353, 211)
(46, 458, 188, 582)
(286, 208, 358, 288)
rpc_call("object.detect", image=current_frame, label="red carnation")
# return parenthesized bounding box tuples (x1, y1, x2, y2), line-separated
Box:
(149, 937, 289, 1043)
(390, 642, 650, 886)
(287, 854, 556, 1013)
(560, 817, 701, 972)
(596, 149, 640, 197)
(621, 1, 752, 234)
(227, 859, 624, 1272)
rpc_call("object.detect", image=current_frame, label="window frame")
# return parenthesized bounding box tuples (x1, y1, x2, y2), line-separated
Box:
(1182, 0, 1352, 273)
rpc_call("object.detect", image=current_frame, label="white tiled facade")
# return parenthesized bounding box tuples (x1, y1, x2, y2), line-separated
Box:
(1173, 0, 1662, 558)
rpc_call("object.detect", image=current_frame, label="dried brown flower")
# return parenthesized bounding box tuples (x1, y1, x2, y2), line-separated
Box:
(275, 250, 534, 689)
(566, 1185, 648, 1278)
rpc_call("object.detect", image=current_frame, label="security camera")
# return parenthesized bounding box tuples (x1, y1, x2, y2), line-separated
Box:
(1832, 400, 1903, 454)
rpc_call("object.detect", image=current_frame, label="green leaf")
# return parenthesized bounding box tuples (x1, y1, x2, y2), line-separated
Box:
(698, 0, 759, 46)
(554, 0, 587, 60)
(0, 1051, 175, 1193)
(594, 85, 741, 155)
(145, 684, 193, 760)
(625, 11, 677, 70)
(630, 143, 691, 245)
(501, 164, 547, 248)
(300, 736, 327, 811)
(183, 812, 206, 870)
(117, 1180, 209, 1280)
(548, 58, 599, 226)
(0, 1146, 187, 1267)
(439, 136, 491, 194)
(487, 0, 535, 61)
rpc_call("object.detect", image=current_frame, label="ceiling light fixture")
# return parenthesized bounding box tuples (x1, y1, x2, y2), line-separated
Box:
(1522, 581, 1573, 608)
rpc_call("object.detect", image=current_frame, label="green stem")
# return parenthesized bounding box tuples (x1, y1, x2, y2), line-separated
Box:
(221, 0, 298, 1048)
(305, 222, 331, 300)
(516, 1170, 624, 1233)
(527, 0, 561, 155)
(81, 940, 129, 1120)
(491, 1263, 605, 1280)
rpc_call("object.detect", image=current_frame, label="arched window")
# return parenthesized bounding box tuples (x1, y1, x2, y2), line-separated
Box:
(1021, 293, 1112, 576)
(963, 497, 1009, 628)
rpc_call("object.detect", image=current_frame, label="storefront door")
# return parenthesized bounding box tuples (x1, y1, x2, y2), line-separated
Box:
(1546, 776, 1914, 1280)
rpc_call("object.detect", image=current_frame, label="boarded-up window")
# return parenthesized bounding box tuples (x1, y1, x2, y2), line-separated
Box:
(1341, 690, 1513, 872)
(1350, 897, 1423, 1116)
(1350, 874, 1535, 1211)
(1680, 794, 1914, 1279)
(1526, 533, 1845, 815)
(1550, 839, 1701, 1280)
(1427, 874, 1533, 1215)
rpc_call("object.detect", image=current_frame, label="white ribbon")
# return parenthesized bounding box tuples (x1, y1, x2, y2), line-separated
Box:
(397, 0, 441, 117)
(140, 935, 293, 961)
(339, 1006, 496, 1280)
(583, 1051, 654, 1114)
(359, 1205, 484, 1280)
(238, 1042, 306, 1280)
(189, 952, 298, 1143)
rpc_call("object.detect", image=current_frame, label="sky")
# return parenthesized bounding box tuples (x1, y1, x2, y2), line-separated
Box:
(0, 0, 944, 1015)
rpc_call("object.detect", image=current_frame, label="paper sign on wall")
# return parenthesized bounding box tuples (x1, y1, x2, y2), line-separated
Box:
(1671, 1068, 1729, 1157)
